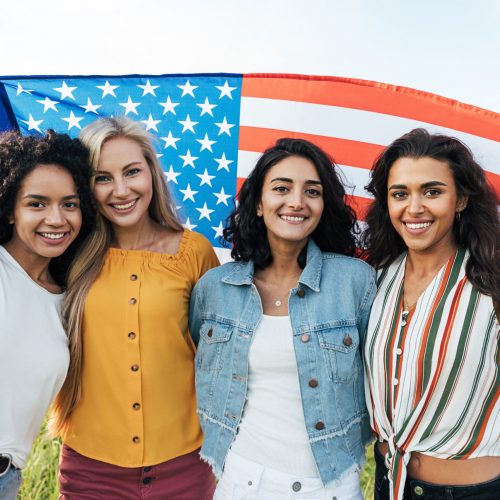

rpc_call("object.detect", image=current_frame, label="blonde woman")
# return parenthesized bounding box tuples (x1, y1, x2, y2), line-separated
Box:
(51, 117, 219, 499)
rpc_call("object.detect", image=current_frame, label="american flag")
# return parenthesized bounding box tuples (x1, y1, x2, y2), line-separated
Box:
(1, 73, 499, 261)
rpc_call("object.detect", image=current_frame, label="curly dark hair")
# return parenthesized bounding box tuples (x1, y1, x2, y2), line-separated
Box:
(0, 130, 96, 285)
(362, 128, 500, 302)
(223, 138, 358, 269)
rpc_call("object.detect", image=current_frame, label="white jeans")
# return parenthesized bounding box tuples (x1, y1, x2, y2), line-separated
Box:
(214, 451, 363, 500)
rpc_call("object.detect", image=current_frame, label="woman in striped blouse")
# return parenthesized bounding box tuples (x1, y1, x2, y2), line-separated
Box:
(362, 128, 499, 500)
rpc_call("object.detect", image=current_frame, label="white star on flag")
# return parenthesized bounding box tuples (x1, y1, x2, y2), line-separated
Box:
(213, 186, 232, 206)
(20, 114, 43, 132)
(197, 132, 216, 152)
(164, 165, 181, 184)
(96, 81, 119, 98)
(216, 80, 237, 99)
(178, 115, 198, 133)
(196, 97, 217, 116)
(179, 183, 198, 202)
(158, 96, 179, 115)
(177, 80, 198, 97)
(119, 96, 141, 115)
(54, 82, 77, 101)
(211, 221, 224, 238)
(80, 98, 101, 114)
(161, 131, 180, 149)
(196, 168, 216, 187)
(214, 152, 233, 171)
(141, 114, 161, 131)
(36, 97, 59, 113)
(196, 202, 215, 221)
(16, 82, 33, 96)
(62, 111, 84, 130)
(214, 116, 235, 136)
(179, 149, 198, 168)
(182, 217, 197, 230)
(137, 80, 159, 97)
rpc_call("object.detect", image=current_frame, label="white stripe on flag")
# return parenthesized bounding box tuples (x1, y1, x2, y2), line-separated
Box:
(240, 97, 500, 171)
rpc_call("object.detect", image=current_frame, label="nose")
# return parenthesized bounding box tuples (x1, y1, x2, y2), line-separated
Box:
(288, 189, 304, 210)
(113, 178, 130, 198)
(45, 206, 65, 226)
(407, 194, 424, 215)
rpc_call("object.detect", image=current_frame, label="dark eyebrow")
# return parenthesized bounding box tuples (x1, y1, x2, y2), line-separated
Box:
(270, 177, 322, 185)
(388, 181, 447, 190)
(94, 161, 143, 175)
(24, 194, 79, 201)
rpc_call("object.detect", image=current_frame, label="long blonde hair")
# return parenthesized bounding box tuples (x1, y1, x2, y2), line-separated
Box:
(50, 117, 182, 435)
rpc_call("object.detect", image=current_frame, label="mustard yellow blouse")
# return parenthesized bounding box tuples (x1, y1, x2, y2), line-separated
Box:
(63, 230, 219, 467)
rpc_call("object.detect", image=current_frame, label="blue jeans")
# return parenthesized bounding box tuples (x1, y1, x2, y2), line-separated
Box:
(374, 445, 499, 499)
(0, 466, 22, 500)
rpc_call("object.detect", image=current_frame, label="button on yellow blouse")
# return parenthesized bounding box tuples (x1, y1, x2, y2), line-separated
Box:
(63, 231, 219, 467)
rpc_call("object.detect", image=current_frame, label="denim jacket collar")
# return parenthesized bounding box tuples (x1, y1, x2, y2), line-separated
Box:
(221, 239, 323, 292)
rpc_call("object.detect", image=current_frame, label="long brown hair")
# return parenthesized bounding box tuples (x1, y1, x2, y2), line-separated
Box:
(50, 117, 182, 435)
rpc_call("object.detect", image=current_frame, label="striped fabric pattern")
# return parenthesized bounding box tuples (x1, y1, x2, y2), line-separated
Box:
(364, 249, 500, 500)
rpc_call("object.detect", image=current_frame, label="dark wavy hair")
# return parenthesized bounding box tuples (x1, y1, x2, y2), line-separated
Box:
(223, 138, 357, 269)
(363, 128, 499, 302)
(0, 130, 96, 285)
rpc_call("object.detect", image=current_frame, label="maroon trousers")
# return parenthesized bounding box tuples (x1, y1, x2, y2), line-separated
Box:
(59, 445, 216, 500)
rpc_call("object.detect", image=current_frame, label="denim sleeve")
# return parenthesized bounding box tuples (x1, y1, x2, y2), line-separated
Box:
(188, 280, 204, 347)
(356, 268, 376, 346)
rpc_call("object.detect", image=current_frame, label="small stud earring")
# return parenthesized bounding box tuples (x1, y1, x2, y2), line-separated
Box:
(455, 211, 461, 222)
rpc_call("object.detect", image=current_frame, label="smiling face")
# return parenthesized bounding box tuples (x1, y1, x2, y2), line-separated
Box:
(257, 155, 324, 253)
(387, 156, 467, 257)
(93, 136, 153, 230)
(8, 164, 82, 261)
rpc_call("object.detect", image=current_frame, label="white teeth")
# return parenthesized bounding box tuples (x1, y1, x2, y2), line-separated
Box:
(406, 222, 432, 229)
(112, 200, 136, 210)
(40, 232, 66, 240)
(281, 215, 305, 222)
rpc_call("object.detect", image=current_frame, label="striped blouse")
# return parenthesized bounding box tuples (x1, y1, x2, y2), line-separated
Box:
(364, 249, 499, 500)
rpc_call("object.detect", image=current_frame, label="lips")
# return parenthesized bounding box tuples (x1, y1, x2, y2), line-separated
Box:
(404, 221, 432, 230)
(110, 199, 138, 211)
(36, 231, 70, 245)
(280, 214, 306, 222)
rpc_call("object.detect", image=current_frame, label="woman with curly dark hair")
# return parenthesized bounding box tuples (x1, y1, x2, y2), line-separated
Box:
(0, 130, 94, 500)
(189, 138, 376, 499)
(362, 128, 499, 500)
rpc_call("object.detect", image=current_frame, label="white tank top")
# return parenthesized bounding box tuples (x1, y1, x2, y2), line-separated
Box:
(229, 315, 319, 477)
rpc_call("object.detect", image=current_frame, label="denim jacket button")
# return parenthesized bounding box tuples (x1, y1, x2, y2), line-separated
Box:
(308, 379, 318, 388)
(343, 335, 352, 347)
(301, 333, 310, 343)
(207, 329, 213, 338)
(414, 486, 424, 496)
(297, 289, 306, 298)
(292, 481, 302, 492)
(315, 421, 325, 430)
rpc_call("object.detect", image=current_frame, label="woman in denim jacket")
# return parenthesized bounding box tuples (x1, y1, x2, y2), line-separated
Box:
(189, 138, 376, 499)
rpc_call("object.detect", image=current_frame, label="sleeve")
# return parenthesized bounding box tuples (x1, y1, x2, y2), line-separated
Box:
(188, 278, 204, 347)
(190, 231, 220, 285)
(356, 266, 377, 345)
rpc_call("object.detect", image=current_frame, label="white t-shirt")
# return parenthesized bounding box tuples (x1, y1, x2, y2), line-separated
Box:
(0, 246, 69, 469)
(229, 315, 319, 477)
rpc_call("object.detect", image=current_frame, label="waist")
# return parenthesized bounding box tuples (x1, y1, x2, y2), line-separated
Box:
(377, 441, 500, 485)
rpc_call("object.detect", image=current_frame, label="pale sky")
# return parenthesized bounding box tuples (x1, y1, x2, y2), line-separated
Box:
(1, 0, 499, 112)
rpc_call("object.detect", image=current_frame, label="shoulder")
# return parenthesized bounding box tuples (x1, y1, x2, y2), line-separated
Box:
(183, 229, 213, 255)
(321, 252, 376, 280)
(197, 260, 238, 285)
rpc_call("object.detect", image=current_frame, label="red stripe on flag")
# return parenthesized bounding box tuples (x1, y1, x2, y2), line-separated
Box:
(239, 126, 383, 170)
(242, 74, 500, 141)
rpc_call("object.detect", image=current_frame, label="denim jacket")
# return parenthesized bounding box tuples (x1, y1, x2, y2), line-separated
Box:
(189, 239, 376, 486)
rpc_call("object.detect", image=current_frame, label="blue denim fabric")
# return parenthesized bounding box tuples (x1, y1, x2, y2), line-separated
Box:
(374, 443, 500, 500)
(189, 239, 376, 486)
(0, 466, 22, 500)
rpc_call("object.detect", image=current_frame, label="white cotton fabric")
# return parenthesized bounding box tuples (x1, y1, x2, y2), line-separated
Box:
(229, 314, 319, 477)
(0, 246, 69, 469)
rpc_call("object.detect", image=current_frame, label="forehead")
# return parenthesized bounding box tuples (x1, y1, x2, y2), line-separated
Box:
(98, 137, 146, 169)
(20, 163, 75, 192)
(264, 155, 319, 182)
(388, 156, 454, 186)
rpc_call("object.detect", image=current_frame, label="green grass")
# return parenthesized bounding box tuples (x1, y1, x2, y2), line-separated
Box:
(19, 423, 375, 499)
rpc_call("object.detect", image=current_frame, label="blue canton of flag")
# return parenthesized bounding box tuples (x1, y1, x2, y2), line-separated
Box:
(1, 74, 242, 248)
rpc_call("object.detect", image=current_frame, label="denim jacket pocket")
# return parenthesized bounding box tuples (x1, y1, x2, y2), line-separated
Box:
(316, 322, 360, 382)
(196, 321, 234, 372)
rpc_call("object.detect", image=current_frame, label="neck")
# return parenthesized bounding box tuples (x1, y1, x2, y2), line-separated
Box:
(111, 216, 159, 250)
(3, 241, 53, 285)
(406, 244, 458, 278)
(257, 241, 305, 281)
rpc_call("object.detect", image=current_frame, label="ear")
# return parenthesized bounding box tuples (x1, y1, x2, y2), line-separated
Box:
(8, 215, 14, 224)
(456, 196, 468, 213)
(256, 202, 263, 217)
